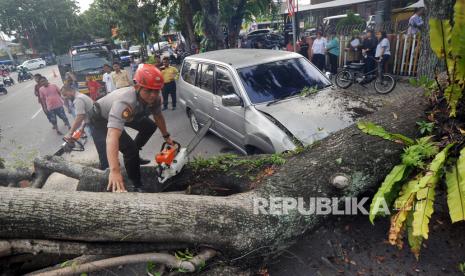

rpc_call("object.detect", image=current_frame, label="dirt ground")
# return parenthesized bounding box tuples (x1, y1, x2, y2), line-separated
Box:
(267, 190, 465, 276)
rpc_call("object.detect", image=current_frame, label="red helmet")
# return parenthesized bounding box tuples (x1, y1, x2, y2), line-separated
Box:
(133, 64, 164, 90)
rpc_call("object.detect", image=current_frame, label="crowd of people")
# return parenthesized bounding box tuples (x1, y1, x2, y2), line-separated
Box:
(33, 59, 178, 193)
(286, 29, 392, 76)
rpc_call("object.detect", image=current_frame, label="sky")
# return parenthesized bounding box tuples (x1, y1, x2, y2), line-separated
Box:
(77, 0, 93, 12)
(76, 0, 311, 12)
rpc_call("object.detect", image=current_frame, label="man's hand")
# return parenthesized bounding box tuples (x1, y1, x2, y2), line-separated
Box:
(164, 136, 174, 145)
(107, 170, 127, 192)
(63, 134, 74, 142)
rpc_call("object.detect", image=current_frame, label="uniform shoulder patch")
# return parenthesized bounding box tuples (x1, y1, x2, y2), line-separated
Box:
(121, 106, 134, 121)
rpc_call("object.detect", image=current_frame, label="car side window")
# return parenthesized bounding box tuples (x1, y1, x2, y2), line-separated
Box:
(215, 66, 236, 96)
(181, 61, 198, 85)
(198, 63, 214, 93)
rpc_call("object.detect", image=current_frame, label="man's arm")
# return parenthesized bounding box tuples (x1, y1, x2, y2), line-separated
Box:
(66, 114, 85, 137)
(106, 127, 126, 192)
(153, 112, 169, 136)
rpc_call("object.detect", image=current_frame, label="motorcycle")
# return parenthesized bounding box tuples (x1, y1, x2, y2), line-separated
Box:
(0, 78, 8, 94)
(17, 68, 33, 82)
(1, 70, 14, 86)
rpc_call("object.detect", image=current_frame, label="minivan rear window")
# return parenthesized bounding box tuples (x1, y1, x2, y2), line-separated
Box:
(237, 57, 331, 104)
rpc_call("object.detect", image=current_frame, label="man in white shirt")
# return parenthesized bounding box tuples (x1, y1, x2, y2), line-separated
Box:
(102, 64, 115, 93)
(311, 31, 327, 71)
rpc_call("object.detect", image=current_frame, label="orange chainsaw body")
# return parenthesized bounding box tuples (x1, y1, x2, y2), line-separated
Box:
(155, 144, 179, 166)
(71, 129, 83, 140)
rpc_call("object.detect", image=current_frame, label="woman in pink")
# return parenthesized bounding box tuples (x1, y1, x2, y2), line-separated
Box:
(38, 77, 71, 135)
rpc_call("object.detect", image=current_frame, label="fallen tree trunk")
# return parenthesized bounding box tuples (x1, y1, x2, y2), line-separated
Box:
(0, 239, 190, 256)
(0, 89, 427, 257)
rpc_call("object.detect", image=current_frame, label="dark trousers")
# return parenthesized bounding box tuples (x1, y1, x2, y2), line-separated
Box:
(162, 81, 176, 108)
(328, 53, 338, 74)
(312, 54, 326, 71)
(364, 54, 376, 74)
(91, 117, 157, 187)
(48, 106, 70, 127)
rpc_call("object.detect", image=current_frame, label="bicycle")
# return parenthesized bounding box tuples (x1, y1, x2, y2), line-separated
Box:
(335, 56, 396, 94)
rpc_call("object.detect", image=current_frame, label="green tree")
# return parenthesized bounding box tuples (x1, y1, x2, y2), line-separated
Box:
(91, 0, 169, 45)
(0, 0, 88, 54)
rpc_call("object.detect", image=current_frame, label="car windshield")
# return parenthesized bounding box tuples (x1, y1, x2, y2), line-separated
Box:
(72, 52, 110, 72)
(237, 57, 331, 104)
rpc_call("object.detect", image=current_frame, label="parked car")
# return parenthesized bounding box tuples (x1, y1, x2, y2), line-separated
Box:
(67, 43, 112, 96)
(178, 49, 373, 154)
(17, 58, 46, 70)
(128, 45, 142, 56)
(115, 49, 131, 67)
(153, 41, 170, 52)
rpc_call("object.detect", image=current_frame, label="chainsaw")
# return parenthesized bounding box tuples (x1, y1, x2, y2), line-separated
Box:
(53, 127, 87, 156)
(154, 119, 212, 184)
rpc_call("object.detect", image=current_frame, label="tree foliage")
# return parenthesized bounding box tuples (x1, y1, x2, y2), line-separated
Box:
(89, 0, 170, 44)
(0, 0, 89, 54)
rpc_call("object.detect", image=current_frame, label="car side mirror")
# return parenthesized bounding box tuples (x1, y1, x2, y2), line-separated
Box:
(222, 94, 242, 107)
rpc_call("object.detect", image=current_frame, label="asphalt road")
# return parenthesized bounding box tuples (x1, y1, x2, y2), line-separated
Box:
(0, 65, 238, 168)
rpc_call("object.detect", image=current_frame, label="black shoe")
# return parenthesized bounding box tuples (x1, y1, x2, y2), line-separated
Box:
(172, 106, 176, 110)
(162, 106, 168, 111)
(140, 157, 151, 165)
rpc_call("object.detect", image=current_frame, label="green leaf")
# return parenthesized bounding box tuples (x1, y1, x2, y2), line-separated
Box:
(450, 0, 465, 81)
(444, 83, 463, 117)
(407, 210, 423, 259)
(369, 164, 409, 224)
(393, 176, 421, 210)
(446, 146, 465, 223)
(401, 137, 439, 168)
(429, 19, 452, 65)
(412, 144, 453, 239)
(357, 121, 414, 146)
(412, 175, 438, 239)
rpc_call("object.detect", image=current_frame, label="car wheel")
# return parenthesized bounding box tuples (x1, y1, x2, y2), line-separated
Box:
(188, 109, 200, 133)
(39, 64, 45, 68)
(246, 146, 264, 155)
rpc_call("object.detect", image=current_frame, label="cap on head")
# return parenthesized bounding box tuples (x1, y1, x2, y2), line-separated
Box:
(133, 63, 164, 90)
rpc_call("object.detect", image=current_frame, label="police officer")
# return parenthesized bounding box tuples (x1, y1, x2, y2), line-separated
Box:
(89, 64, 173, 193)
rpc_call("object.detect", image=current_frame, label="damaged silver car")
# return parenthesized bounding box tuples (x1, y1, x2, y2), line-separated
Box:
(178, 49, 375, 154)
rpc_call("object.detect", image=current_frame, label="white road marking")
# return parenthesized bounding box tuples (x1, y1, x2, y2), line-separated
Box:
(31, 108, 42, 119)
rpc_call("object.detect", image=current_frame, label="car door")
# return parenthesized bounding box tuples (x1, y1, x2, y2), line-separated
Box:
(31, 60, 39, 69)
(191, 63, 214, 125)
(211, 65, 245, 148)
(23, 61, 32, 70)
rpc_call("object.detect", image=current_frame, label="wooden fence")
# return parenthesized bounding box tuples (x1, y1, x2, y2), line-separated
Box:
(336, 34, 421, 76)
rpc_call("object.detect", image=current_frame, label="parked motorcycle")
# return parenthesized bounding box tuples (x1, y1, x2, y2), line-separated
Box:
(17, 68, 33, 82)
(0, 79, 8, 94)
(2, 70, 15, 86)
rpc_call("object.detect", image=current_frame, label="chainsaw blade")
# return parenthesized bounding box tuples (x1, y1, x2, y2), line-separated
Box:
(53, 147, 65, 156)
(185, 118, 212, 155)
